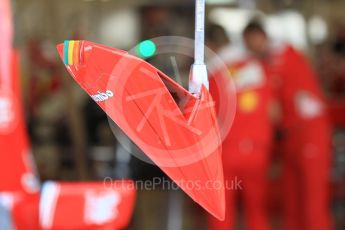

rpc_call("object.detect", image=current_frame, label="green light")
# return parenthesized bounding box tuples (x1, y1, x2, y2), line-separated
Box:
(137, 40, 157, 58)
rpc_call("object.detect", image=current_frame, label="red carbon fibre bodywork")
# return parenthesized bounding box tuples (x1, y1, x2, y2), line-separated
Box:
(57, 40, 225, 220)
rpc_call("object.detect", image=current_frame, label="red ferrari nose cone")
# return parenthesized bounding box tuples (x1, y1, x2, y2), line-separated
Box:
(57, 40, 225, 220)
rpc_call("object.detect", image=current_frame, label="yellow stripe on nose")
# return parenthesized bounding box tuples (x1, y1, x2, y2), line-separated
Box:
(68, 40, 75, 65)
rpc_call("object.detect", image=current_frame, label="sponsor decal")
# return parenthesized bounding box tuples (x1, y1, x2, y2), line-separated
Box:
(295, 91, 323, 119)
(84, 190, 120, 225)
(0, 89, 19, 134)
(238, 91, 259, 113)
(21, 172, 40, 193)
(90, 90, 114, 102)
(232, 63, 265, 91)
(22, 149, 40, 193)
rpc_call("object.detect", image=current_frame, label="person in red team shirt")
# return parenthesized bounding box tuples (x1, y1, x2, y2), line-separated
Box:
(242, 21, 332, 230)
(207, 24, 275, 230)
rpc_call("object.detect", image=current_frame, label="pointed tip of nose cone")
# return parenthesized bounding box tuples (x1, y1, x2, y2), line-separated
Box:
(215, 208, 226, 221)
(198, 187, 226, 221)
(203, 203, 225, 221)
(211, 202, 226, 221)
